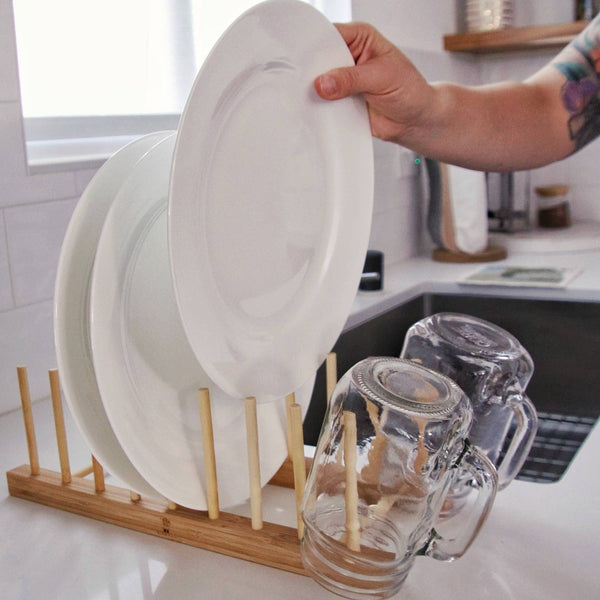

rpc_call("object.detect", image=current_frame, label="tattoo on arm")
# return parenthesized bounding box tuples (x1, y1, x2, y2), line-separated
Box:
(553, 15, 600, 151)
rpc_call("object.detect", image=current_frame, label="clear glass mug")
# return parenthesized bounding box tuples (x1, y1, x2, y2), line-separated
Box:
(300, 357, 498, 599)
(400, 313, 538, 490)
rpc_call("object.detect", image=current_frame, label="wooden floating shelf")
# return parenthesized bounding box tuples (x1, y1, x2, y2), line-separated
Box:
(444, 21, 588, 54)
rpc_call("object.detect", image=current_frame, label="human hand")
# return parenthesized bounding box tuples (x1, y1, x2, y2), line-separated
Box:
(314, 23, 435, 144)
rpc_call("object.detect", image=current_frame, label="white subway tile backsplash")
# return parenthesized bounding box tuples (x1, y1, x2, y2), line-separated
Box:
(372, 140, 401, 214)
(568, 184, 600, 222)
(406, 48, 480, 87)
(531, 160, 570, 184)
(368, 199, 422, 265)
(0, 101, 27, 185)
(5, 198, 77, 306)
(480, 52, 550, 84)
(74, 168, 100, 195)
(566, 137, 600, 186)
(0, 210, 13, 311)
(0, 0, 20, 103)
(0, 299, 55, 414)
(4, 170, 79, 208)
(513, 1, 573, 28)
(0, 104, 78, 209)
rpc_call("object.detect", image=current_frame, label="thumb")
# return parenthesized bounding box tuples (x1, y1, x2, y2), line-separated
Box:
(314, 66, 366, 100)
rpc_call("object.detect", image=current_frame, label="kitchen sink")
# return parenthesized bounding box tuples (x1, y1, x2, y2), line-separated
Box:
(303, 293, 600, 483)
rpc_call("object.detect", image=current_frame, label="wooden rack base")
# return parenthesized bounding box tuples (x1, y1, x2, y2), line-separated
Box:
(7, 462, 307, 574)
(6, 358, 338, 576)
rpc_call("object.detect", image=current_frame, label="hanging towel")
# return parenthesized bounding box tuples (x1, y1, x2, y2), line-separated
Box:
(426, 159, 488, 255)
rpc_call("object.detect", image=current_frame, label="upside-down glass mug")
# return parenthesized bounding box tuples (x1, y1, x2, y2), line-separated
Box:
(400, 313, 538, 491)
(300, 357, 498, 599)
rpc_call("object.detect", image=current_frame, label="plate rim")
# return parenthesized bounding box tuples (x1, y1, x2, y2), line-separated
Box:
(54, 130, 174, 496)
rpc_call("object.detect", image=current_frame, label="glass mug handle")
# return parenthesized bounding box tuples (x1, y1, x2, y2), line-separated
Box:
(496, 393, 538, 489)
(423, 441, 498, 562)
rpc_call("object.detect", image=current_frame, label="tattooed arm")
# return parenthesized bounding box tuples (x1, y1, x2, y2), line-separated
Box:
(315, 18, 600, 171)
(551, 17, 600, 151)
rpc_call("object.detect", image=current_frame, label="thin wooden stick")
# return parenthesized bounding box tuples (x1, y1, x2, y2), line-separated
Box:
(289, 403, 306, 539)
(326, 353, 338, 405)
(92, 456, 105, 492)
(245, 396, 263, 530)
(73, 464, 94, 478)
(285, 393, 295, 459)
(17, 366, 39, 475)
(49, 369, 71, 484)
(343, 411, 361, 552)
(199, 388, 219, 519)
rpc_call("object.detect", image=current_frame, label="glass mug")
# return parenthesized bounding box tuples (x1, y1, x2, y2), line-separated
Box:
(401, 313, 538, 490)
(300, 357, 498, 599)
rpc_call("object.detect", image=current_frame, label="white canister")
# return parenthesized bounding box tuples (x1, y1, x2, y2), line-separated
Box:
(464, 0, 514, 32)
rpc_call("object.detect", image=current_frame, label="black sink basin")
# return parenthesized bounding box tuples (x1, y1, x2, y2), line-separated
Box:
(303, 293, 600, 483)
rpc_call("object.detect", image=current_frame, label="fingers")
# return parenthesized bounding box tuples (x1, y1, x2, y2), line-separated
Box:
(332, 22, 366, 56)
(314, 62, 388, 100)
(314, 67, 361, 100)
(314, 69, 352, 100)
(315, 22, 394, 100)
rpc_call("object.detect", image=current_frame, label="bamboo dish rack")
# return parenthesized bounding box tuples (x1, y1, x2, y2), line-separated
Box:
(6, 353, 339, 576)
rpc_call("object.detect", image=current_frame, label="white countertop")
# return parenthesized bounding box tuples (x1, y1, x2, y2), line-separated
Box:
(348, 247, 600, 330)
(2, 250, 600, 600)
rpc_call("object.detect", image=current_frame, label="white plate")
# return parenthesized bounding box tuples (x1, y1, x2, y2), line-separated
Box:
(169, 0, 373, 401)
(54, 131, 173, 496)
(90, 134, 314, 509)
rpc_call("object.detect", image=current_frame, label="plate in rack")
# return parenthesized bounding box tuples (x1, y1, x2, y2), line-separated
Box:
(90, 134, 314, 509)
(168, 0, 373, 401)
(54, 130, 173, 496)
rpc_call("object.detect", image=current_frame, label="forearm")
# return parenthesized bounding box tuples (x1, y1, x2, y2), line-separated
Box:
(394, 16, 600, 171)
(397, 78, 573, 172)
(316, 20, 600, 170)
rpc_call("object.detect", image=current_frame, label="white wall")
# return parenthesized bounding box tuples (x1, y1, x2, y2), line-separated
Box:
(0, 0, 597, 413)
(0, 0, 96, 413)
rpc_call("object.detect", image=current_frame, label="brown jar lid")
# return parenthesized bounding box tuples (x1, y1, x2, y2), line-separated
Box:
(535, 184, 570, 197)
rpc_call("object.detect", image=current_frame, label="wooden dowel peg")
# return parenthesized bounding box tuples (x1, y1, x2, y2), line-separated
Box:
(343, 411, 361, 552)
(130, 491, 141, 503)
(92, 456, 105, 492)
(326, 352, 338, 405)
(285, 393, 295, 460)
(198, 388, 219, 520)
(17, 366, 39, 475)
(167, 501, 177, 510)
(245, 396, 263, 530)
(290, 402, 307, 539)
(73, 464, 94, 478)
(49, 369, 71, 484)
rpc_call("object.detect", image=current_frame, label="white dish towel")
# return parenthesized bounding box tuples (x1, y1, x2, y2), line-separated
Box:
(446, 163, 488, 254)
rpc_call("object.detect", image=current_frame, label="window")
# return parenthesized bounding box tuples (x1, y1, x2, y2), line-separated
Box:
(13, 0, 351, 172)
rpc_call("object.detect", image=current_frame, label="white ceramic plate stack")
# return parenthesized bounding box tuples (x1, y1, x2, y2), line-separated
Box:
(54, 0, 373, 510)
(54, 130, 175, 497)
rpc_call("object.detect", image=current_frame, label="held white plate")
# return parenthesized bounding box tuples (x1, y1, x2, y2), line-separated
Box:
(168, 0, 373, 401)
(54, 130, 173, 496)
(90, 134, 314, 509)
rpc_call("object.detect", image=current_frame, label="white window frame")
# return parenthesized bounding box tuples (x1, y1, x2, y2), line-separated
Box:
(15, 0, 352, 174)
